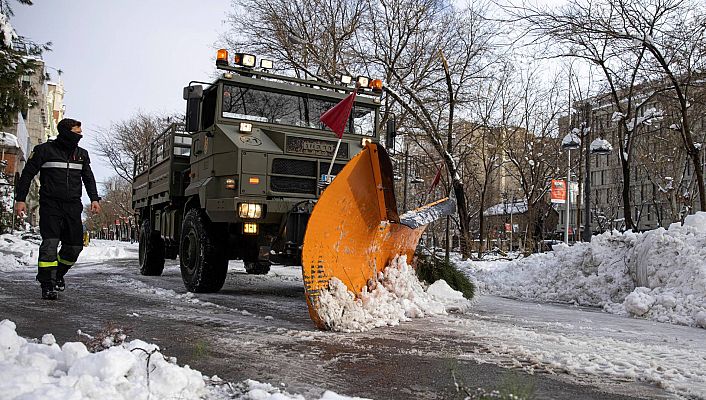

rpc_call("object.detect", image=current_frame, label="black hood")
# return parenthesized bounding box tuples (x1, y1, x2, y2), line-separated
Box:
(55, 126, 82, 152)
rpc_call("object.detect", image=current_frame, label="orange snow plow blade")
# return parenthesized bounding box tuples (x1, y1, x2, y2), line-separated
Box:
(301, 143, 455, 329)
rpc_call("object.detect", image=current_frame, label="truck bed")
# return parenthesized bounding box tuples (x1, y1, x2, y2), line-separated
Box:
(132, 124, 192, 209)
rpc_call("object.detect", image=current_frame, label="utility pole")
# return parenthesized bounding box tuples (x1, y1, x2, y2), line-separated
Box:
(583, 110, 593, 242)
(565, 149, 572, 244)
(510, 195, 514, 252)
(403, 148, 409, 212)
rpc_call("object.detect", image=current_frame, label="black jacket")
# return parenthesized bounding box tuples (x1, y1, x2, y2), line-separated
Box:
(15, 140, 101, 203)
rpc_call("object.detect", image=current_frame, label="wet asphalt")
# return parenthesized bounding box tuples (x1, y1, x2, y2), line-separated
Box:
(0, 250, 676, 400)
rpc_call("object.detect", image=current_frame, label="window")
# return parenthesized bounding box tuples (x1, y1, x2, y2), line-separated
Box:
(221, 84, 375, 136)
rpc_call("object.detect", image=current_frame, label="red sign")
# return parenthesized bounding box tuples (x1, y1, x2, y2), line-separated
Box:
(551, 179, 566, 204)
(505, 223, 512, 233)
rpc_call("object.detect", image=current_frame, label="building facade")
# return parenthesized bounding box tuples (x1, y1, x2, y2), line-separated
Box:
(563, 87, 706, 233)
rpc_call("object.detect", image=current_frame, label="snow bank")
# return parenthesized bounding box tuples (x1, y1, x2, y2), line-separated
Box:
(317, 255, 470, 332)
(0, 320, 369, 400)
(0, 233, 39, 271)
(0, 234, 135, 271)
(461, 212, 706, 328)
(0, 319, 205, 399)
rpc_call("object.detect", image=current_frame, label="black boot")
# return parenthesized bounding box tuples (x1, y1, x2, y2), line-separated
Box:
(55, 263, 71, 292)
(37, 266, 58, 300)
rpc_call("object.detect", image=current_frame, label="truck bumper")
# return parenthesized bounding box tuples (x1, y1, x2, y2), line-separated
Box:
(205, 197, 314, 224)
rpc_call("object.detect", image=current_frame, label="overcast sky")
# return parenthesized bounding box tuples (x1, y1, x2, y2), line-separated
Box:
(11, 0, 568, 200)
(12, 1, 230, 186)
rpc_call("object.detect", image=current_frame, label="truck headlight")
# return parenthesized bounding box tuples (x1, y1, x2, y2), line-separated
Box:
(225, 178, 237, 190)
(239, 203, 263, 219)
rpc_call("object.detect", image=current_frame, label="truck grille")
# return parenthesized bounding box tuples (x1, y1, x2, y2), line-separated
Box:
(272, 158, 317, 177)
(320, 162, 346, 175)
(270, 176, 317, 194)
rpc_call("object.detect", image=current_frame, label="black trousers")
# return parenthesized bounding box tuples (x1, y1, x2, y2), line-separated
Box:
(38, 198, 84, 269)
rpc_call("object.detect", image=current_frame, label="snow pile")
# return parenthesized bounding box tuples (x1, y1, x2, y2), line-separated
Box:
(0, 233, 39, 271)
(462, 212, 706, 328)
(108, 276, 221, 308)
(0, 319, 206, 399)
(0, 319, 370, 400)
(225, 380, 369, 400)
(81, 241, 133, 261)
(317, 255, 470, 332)
(81, 239, 137, 261)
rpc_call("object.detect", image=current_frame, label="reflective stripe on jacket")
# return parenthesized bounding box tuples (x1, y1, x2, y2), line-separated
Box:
(15, 141, 101, 203)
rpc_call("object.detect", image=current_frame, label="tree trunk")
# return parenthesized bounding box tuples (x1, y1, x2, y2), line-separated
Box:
(452, 180, 472, 259)
(477, 187, 487, 258)
(478, 212, 485, 259)
(621, 160, 635, 230)
(690, 149, 706, 211)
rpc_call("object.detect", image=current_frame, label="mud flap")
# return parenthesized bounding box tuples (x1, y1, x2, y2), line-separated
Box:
(301, 143, 455, 329)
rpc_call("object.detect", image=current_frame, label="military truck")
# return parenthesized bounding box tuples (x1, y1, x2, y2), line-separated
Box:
(132, 50, 385, 293)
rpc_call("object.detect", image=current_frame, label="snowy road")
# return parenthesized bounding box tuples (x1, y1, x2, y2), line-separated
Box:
(0, 242, 700, 399)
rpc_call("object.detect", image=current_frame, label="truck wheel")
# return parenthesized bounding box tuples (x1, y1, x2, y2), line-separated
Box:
(139, 219, 165, 276)
(245, 261, 270, 275)
(179, 209, 228, 293)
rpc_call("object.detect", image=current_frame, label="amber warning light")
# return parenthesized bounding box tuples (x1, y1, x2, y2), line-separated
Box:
(370, 79, 383, 93)
(216, 49, 229, 67)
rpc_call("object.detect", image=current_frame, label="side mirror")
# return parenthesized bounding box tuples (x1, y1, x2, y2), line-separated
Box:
(183, 85, 203, 132)
(385, 117, 397, 151)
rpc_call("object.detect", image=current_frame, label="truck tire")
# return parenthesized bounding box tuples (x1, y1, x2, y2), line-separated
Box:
(179, 209, 228, 293)
(245, 261, 270, 275)
(139, 219, 165, 276)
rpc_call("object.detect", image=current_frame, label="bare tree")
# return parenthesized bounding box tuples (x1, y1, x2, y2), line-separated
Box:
(84, 176, 132, 233)
(94, 111, 175, 183)
(377, 1, 499, 259)
(461, 68, 516, 256)
(224, 0, 365, 82)
(502, 69, 563, 252)
(510, 0, 706, 217)
(224, 0, 500, 258)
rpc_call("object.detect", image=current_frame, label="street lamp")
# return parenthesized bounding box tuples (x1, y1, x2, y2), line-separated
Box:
(561, 132, 581, 244)
(583, 137, 613, 242)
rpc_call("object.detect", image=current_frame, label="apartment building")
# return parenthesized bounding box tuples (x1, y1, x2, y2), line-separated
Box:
(565, 87, 706, 232)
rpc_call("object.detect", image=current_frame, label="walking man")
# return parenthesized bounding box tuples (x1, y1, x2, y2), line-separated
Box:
(15, 118, 101, 300)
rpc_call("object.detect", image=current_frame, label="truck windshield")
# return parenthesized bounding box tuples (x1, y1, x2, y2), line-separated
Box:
(222, 84, 375, 136)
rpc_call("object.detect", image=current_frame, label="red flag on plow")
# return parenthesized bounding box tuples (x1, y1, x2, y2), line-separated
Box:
(320, 91, 357, 138)
(427, 164, 443, 193)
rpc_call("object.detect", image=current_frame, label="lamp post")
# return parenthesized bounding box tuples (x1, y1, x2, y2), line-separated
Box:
(561, 132, 581, 244)
(583, 137, 613, 242)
